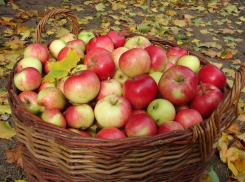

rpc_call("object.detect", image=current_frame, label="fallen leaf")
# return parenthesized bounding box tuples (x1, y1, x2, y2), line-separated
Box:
(166, 10, 177, 16)
(227, 123, 242, 135)
(222, 68, 235, 78)
(95, 3, 105, 11)
(0, 121, 16, 139)
(5, 37, 27, 50)
(5, 145, 23, 168)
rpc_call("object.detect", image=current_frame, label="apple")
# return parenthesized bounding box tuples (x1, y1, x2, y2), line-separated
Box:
(18, 91, 40, 115)
(111, 47, 129, 70)
(57, 47, 84, 62)
(190, 83, 224, 118)
(124, 36, 151, 49)
(16, 57, 42, 73)
(145, 45, 168, 73)
(83, 47, 111, 65)
(176, 55, 200, 73)
(23, 44, 49, 65)
(94, 94, 132, 128)
(95, 127, 126, 140)
(49, 39, 66, 58)
(166, 46, 188, 57)
(65, 104, 94, 129)
(175, 109, 203, 129)
(37, 87, 66, 112)
(44, 57, 56, 75)
(175, 104, 190, 113)
(59, 33, 76, 43)
(123, 74, 158, 109)
(147, 99, 176, 127)
(86, 35, 114, 54)
(125, 113, 157, 137)
(63, 70, 100, 104)
(167, 55, 179, 65)
(106, 31, 126, 48)
(158, 65, 198, 105)
(96, 78, 122, 101)
(14, 67, 41, 91)
(37, 81, 56, 92)
(119, 48, 151, 78)
(197, 64, 226, 90)
(158, 121, 184, 134)
(71, 64, 87, 74)
(56, 76, 69, 94)
(67, 128, 92, 137)
(40, 108, 67, 128)
(112, 69, 129, 85)
(165, 61, 174, 72)
(66, 39, 86, 52)
(78, 30, 95, 44)
(132, 109, 147, 115)
(149, 72, 163, 85)
(86, 51, 115, 80)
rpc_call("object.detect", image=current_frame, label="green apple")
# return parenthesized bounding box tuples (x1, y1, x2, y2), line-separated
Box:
(112, 69, 129, 85)
(49, 39, 66, 58)
(78, 30, 95, 44)
(176, 55, 200, 73)
(147, 99, 176, 127)
(149, 72, 163, 85)
(16, 57, 42, 73)
(124, 36, 151, 49)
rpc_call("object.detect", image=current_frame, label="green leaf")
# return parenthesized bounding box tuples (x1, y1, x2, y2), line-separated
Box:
(95, 3, 105, 11)
(137, 23, 151, 32)
(159, 7, 165, 12)
(42, 49, 81, 82)
(207, 165, 220, 182)
(0, 87, 7, 92)
(0, 0, 5, 5)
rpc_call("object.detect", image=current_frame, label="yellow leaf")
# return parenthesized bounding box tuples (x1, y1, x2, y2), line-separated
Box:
(192, 39, 200, 43)
(211, 62, 223, 69)
(1, 17, 14, 22)
(228, 161, 239, 176)
(5, 37, 27, 50)
(15, 180, 27, 182)
(0, 121, 16, 139)
(151, 8, 158, 12)
(10, 2, 19, 10)
(166, 10, 177, 16)
(201, 50, 219, 58)
(222, 68, 235, 78)
(172, 19, 187, 27)
(238, 133, 245, 143)
(212, 37, 219, 40)
(0, 104, 11, 114)
(42, 49, 80, 82)
(237, 114, 245, 122)
(200, 29, 209, 34)
(226, 79, 233, 88)
(232, 59, 241, 64)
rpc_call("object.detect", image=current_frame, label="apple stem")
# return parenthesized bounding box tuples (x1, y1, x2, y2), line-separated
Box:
(112, 99, 118, 105)
(200, 82, 205, 94)
(107, 77, 111, 82)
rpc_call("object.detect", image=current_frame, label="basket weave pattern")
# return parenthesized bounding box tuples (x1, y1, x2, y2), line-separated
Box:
(7, 8, 245, 182)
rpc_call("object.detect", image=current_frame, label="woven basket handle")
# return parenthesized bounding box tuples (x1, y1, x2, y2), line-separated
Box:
(35, 8, 79, 44)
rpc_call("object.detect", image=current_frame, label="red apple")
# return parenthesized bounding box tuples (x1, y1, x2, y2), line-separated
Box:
(44, 57, 56, 75)
(57, 47, 84, 62)
(56, 76, 69, 94)
(123, 74, 158, 109)
(165, 61, 174, 72)
(166, 46, 188, 57)
(95, 127, 126, 140)
(190, 83, 224, 118)
(65, 104, 94, 129)
(119, 48, 151, 78)
(175, 109, 203, 129)
(63, 70, 100, 104)
(197, 64, 226, 90)
(132, 109, 147, 115)
(60, 33, 77, 43)
(23, 44, 49, 65)
(40, 108, 67, 128)
(66, 39, 86, 52)
(111, 47, 129, 70)
(37, 87, 66, 112)
(37, 81, 56, 92)
(158, 65, 198, 105)
(94, 94, 132, 128)
(16, 57, 42, 73)
(96, 78, 122, 101)
(86, 51, 115, 80)
(106, 31, 126, 49)
(158, 121, 184, 134)
(145, 45, 168, 73)
(167, 55, 179, 65)
(83, 47, 111, 65)
(67, 128, 92, 137)
(18, 91, 40, 115)
(175, 104, 190, 113)
(125, 113, 157, 137)
(86, 35, 114, 54)
(124, 36, 151, 49)
(14, 67, 42, 91)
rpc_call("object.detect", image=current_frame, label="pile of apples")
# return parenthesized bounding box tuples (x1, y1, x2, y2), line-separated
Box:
(14, 30, 227, 139)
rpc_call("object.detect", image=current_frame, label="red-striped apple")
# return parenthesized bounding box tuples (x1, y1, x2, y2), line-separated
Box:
(18, 91, 40, 115)
(40, 108, 67, 128)
(24, 44, 49, 65)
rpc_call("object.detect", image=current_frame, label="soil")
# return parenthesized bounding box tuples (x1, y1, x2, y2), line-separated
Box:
(0, 0, 244, 181)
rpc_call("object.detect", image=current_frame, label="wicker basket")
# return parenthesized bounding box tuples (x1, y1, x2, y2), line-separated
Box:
(7, 8, 245, 182)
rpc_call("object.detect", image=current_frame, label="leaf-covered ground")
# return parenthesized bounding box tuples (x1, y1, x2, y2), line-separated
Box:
(0, 0, 245, 181)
